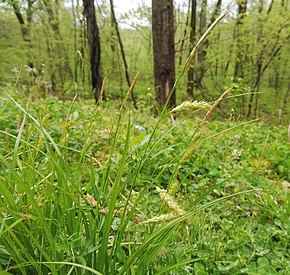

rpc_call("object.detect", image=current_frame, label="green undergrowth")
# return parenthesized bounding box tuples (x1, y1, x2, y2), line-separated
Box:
(0, 91, 289, 274)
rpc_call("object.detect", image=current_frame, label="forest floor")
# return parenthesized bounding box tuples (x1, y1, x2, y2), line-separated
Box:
(0, 95, 289, 274)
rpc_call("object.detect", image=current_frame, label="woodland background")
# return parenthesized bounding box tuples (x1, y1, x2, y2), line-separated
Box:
(0, 0, 289, 120)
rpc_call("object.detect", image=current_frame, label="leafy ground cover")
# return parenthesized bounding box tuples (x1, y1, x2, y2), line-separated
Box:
(0, 91, 289, 274)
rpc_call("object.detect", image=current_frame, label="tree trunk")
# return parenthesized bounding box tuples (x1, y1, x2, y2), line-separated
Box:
(9, 0, 34, 70)
(248, 0, 279, 118)
(209, 0, 222, 26)
(196, 0, 222, 95)
(187, 0, 197, 98)
(249, 1, 262, 118)
(42, 0, 72, 88)
(177, 0, 191, 68)
(282, 82, 290, 112)
(152, 0, 176, 109)
(209, 0, 223, 77)
(109, 0, 138, 108)
(83, 0, 103, 102)
(233, 0, 248, 116)
(196, 0, 207, 90)
(234, 0, 247, 79)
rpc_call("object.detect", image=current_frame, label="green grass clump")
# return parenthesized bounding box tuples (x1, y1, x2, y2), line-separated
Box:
(0, 88, 289, 274)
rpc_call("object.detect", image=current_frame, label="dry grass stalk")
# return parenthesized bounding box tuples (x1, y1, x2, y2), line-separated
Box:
(203, 88, 231, 121)
(99, 77, 106, 102)
(180, 132, 202, 165)
(84, 194, 123, 215)
(123, 72, 139, 105)
(84, 194, 140, 224)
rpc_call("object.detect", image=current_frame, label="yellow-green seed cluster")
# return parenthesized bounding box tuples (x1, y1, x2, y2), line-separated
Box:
(171, 100, 211, 114)
(142, 187, 188, 224)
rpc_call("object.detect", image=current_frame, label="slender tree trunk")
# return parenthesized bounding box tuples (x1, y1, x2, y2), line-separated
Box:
(234, 0, 247, 78)
(83, 0, 103, 102)
(80, 1, 86, 87)
(205, 0, 222, 92)
(42, 0, 72, 88)
(210, 0, 222, 26)
(195, 0, 222, 91)
(187, 0, 197, 97)
(196, 0, 207, 90)
(109, 0, 138, 108)
(72, 0, 78, 83)
(9, 0, 35, 70)
(72, 0, 86, 87)
(248, 0, 279, 118)
(234, 0, 247, 79)
(253, 0, 264, 118)
(178, 0, 191, 68)
(233, 0, 248, 116)
(247, 1, 262, 118)
(282, 82, 290, 112)
(152, 0, 176, 109)
(214, 30, 220, 78)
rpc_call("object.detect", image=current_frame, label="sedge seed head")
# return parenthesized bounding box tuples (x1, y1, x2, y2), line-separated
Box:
(171, 100, 211, 113)
(142, 213, 177, 224)
(156, 187, 185, 216)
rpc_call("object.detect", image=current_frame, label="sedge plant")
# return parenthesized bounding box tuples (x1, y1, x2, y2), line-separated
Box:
(0, 11, 260, 274)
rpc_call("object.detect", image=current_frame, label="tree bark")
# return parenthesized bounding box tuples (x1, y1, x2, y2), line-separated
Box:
(152, 0, 176, 109)
(83, 0, 103, 102)
(187, 0, 197, 97)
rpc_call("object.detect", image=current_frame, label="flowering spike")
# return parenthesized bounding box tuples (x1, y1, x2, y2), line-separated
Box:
(171, 100, 211, 114)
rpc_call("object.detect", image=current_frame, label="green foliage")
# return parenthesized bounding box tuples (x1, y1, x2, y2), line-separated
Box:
(0, 2, 289, 273)
(0, 1, 289, 122)
(0, 86, 289, 273)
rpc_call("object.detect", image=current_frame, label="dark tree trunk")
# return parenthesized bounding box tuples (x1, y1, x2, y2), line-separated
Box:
(187, 0, 197, 98)
(83, 0, 103, 102)
(152, 0, 176, 109)
(109, 0, 138, 108)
